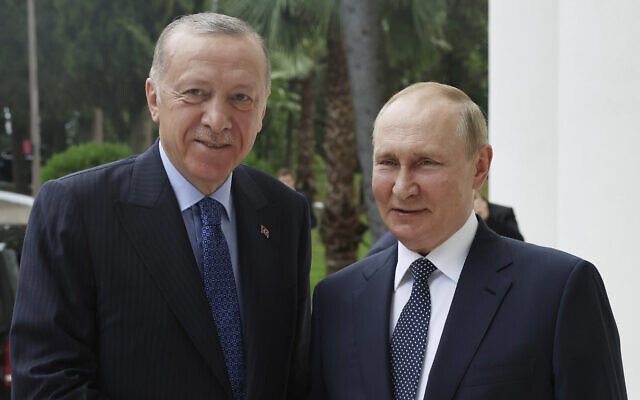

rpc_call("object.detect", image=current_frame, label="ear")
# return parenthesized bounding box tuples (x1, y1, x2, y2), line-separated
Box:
(472, 144, 493, 190)
(256, 89, 271, 133)
(145, 78, 161, 123)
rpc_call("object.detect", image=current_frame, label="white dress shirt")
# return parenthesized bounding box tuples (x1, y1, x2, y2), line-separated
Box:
(390, 211, 478, 399)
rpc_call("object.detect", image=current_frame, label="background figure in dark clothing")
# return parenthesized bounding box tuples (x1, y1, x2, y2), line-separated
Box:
(278, 168, 317, 229)
(368, 189, 523, 256)
(472, 189, 523, 241)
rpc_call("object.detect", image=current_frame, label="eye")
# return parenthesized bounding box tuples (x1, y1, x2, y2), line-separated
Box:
(186, 88, 204, 96)
(233, 93, 250, 102)
(231, 93, 254, 110)
(419, 159, 434, 166)
(378, 159, 396, 166)
(181, 89, 209, 103)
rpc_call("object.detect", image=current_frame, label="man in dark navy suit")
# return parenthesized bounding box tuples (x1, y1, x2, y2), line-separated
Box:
(310, 82, 626, 399)
(11, 13, 311, 399)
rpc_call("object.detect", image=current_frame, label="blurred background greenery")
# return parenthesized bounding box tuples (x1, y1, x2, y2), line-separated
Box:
(0, 0, 487, 281)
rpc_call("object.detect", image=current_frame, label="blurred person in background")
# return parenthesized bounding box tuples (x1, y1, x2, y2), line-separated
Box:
(277, 168, 317, 229)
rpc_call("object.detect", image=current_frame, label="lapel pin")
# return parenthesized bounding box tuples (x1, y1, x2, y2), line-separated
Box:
(260, 225, 270, 239)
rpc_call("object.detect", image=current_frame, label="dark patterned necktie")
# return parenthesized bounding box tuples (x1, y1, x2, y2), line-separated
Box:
(199, 197, 245, 400)
(390, 258, 438, 400)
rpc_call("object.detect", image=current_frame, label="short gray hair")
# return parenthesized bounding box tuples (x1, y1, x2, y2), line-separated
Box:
(372, 82, 487, 158)
(149, 12, 271, 91)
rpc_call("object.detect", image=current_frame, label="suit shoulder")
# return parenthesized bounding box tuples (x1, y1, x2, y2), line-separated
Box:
(501, 237, 590, 279)
(49, 154, 137, 193)
(317, 246, 395, 293)
(509, 239, 583, 262)
(34, 153, 147, 223)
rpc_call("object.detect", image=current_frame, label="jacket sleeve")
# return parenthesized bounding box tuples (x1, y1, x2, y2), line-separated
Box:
(552, 260, 627, 399)
(10, 180, 108, 399)
(286, 194, 312, 399)
(308, 280, 329, 400)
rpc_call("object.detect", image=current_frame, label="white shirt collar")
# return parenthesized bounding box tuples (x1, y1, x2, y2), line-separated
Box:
(159, 140, 233, 217)
(394, 211, 478, 290)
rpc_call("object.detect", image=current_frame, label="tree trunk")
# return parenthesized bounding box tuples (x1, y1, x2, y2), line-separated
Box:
(296, 73, 315, 200)
(284, 80, 296, 169)
(339, 0, 387, 242)
(92, 107, 104, 143)
(131, 104, 153, 154)
(321, 18, 365, 275)
(27, 0, 41, 195)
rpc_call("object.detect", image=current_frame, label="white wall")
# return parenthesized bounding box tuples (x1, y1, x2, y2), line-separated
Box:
(489, 0, 559, 247)
(490, 0, 640, 396)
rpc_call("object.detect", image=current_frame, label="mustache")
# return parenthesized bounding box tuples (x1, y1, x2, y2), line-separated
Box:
(193, 127, 234, 144)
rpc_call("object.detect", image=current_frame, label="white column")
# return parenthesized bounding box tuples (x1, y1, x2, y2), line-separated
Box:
(490, 0, 640, 396)
(488, 0, 559, 247)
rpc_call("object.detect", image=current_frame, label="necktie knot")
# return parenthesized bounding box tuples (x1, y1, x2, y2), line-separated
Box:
(410, 257, 437, 283)
(199, 197, 223, 226)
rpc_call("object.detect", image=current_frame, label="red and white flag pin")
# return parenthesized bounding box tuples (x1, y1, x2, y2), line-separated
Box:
(260, 225, 270, 239)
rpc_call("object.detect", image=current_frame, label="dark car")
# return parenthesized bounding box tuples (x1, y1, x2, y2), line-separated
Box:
(0, 224, 25, 400)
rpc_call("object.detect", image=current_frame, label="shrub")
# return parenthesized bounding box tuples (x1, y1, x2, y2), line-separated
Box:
(41, 142, 133, 183)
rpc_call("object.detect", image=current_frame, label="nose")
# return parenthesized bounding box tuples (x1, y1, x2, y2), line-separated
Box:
(201, 96, 232, 132)
(392, 167, 418, 199)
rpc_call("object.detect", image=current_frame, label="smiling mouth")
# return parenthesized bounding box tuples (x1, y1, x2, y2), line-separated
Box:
(197, 140, 229, 149)
(392, 208, 427, 215)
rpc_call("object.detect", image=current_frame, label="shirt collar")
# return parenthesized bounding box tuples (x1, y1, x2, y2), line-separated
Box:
(159, 140, 233, 218)
(394, 211, 478, 290)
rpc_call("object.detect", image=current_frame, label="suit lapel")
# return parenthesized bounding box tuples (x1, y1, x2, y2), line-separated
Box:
(115, 143, 233, 397)
(425, 220, 513, 400)
(230, 165, 283, 396)
(353, 245, 397, 399)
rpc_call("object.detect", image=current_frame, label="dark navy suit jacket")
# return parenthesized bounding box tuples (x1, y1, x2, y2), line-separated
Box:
(11, 142, 311, 399)
(310, 219, 626, 399)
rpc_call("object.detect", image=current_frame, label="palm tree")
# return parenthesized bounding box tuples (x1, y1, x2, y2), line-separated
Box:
(268, 47, 317, 199)
(223, 0, 365, 273)
(321, 15, 365, 274)
(223, 0, 451, 273)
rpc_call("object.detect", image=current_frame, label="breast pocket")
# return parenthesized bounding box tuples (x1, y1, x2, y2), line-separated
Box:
(456, 362, 534, 400)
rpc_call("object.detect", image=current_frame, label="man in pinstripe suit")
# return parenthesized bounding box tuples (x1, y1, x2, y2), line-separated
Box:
(11, 13, 311, 399)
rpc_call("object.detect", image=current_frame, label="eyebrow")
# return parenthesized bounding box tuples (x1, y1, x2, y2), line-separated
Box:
(374, 151, 396, 160)
(374, 149, 438, 161)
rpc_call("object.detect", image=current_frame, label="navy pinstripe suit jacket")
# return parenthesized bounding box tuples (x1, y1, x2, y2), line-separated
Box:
(11, 142, 311, 399)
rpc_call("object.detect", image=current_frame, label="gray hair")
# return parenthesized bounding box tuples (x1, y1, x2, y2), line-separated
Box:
(149, 12, 271, 92)
(372, 82, 488, 158)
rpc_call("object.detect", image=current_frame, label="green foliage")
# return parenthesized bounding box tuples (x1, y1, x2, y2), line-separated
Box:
(250, 76, 300, 170)
(241, 151, 278, 176)
(310, 214, 373, 291)
(41, 142, 133, 183)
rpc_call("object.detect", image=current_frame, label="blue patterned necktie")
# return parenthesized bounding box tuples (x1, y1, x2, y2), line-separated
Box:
(390, 258, 438, 400)
(198, 197, 245, 400)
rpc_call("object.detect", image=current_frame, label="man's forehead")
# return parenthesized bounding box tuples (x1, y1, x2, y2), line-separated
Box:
(162, 30, 267, 86)
(374, 131, 438, 155)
